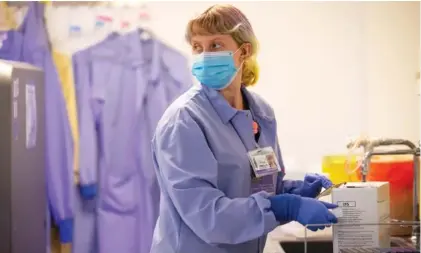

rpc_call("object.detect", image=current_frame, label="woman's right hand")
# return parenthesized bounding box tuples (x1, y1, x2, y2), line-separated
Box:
(268, 194, 338, 231)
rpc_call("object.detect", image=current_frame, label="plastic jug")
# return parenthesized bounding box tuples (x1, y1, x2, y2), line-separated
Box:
(364, 155, 415, 236)
(322, 155, 360, 184)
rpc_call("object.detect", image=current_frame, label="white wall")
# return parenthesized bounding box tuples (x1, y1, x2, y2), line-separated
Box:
(363, 2, 419, 142)
(148, 1, 420, 175)
(46, 1, 420, 177)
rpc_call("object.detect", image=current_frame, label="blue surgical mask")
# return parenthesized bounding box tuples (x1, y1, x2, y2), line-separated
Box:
(191, 48, 242, 90)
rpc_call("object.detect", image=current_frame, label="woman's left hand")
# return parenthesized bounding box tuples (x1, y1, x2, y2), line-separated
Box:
(298, 173, 333, 198)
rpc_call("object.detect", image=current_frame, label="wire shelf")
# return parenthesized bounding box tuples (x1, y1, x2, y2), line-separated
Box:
(302, 221, 420, 253)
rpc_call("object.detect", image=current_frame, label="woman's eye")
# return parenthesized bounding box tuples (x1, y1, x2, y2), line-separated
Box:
(211, 43, 222, 49)
(192, 45, 202, 53)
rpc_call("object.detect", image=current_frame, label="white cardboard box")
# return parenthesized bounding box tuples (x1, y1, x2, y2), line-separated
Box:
(331, 182, 390, 253)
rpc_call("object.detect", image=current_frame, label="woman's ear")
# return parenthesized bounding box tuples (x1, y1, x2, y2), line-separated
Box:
(241, 43, 252, 60)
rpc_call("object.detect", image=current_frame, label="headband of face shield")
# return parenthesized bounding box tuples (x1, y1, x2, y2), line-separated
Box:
(191, 47, 243, 90)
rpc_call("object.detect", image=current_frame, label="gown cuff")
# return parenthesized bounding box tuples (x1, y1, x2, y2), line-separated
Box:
(58, 218, 74, 243)
(79, 183, 97, 200)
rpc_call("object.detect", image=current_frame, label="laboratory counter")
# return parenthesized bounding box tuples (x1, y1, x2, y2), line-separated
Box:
(264, 222, 417, 253)
(263, 193, 418, 253)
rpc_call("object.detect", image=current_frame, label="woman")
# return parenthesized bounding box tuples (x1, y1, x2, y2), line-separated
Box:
(150, 4, 338, 253)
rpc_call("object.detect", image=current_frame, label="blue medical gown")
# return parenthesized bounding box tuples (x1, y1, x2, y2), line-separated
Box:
(72, 30, 192, 253)
(0, 2, 74, 248)
(151, 85, 296, 253)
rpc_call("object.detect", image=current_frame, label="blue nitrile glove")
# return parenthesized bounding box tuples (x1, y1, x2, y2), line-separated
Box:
(291, 173, 333, 198)
(268, 194, 338, 231)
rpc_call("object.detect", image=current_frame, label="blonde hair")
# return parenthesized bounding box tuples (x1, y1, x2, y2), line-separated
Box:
(185, 4, 260, 87)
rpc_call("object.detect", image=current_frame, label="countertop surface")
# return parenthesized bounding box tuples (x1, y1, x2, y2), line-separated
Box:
(263, 221, 333, 253)
(263, 195, 333, 253)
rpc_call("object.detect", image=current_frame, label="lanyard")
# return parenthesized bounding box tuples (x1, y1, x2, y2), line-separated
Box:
(227, 90, 261, 151)
(229, 113, 261, 179)
(229, 110, 260, 151)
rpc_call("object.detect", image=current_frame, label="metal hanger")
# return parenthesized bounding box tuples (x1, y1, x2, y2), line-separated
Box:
(136, 4, 152, 41)
(139, 27, 153, 41)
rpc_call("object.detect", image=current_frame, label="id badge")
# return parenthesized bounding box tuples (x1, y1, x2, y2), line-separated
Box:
(248, 146, 281, 178)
